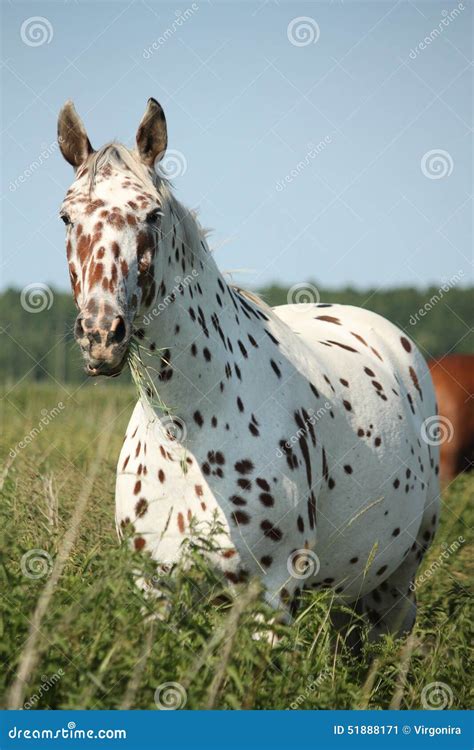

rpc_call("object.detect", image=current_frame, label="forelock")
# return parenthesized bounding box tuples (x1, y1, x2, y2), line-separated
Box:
(81, 142, 170, 200)
(68, 142, 210, 258)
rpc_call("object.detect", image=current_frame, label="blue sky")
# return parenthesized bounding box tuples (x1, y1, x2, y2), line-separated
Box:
(1, 0, 472, 292)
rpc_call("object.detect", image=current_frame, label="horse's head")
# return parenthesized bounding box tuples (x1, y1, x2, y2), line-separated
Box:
(58, 98, 167, 376)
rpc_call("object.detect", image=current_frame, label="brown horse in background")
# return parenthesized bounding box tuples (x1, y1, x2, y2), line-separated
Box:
(429, 354, 474, 483)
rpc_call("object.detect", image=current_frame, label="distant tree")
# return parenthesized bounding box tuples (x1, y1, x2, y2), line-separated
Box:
(0, 284, 472, 384)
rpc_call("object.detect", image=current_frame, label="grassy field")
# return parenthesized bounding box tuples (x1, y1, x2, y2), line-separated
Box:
(0, 383, 472, 710)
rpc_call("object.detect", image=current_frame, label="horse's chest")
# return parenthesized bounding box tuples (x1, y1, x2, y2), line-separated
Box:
(114, 404, 321, 574)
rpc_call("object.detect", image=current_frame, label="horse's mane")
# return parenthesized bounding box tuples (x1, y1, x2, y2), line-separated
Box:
(232, 287, 271, 312)
(82, 142, 270, 313)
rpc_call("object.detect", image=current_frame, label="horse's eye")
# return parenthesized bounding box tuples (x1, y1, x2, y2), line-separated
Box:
(146, 208, 161, 224)
(60, 213, 72, 226)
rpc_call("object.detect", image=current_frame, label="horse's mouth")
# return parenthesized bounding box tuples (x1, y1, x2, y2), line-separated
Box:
(85, 351, 129, 378)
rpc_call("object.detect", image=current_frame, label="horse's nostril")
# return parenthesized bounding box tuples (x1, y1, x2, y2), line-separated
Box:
(108, 315, 127, 345)
(74, 316, 85, 339)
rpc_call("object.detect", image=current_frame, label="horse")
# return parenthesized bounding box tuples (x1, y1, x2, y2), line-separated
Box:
(58, 98, 440, 643)
(428, 354, 474, 484)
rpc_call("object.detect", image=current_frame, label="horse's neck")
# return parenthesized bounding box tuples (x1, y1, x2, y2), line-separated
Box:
(138, 196, 266, 419)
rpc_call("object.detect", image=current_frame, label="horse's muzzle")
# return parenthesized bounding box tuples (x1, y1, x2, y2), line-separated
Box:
(74, 311, 131, 377)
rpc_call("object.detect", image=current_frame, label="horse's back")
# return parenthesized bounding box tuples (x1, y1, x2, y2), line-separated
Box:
(274, 302, 437, 421)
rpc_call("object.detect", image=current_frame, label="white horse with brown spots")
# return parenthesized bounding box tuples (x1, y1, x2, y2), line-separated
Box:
(58, 98, 440, 643)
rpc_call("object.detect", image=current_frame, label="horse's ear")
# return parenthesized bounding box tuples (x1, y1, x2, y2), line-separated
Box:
(136, 98, 167, 167)
(57, 100, 94, 168)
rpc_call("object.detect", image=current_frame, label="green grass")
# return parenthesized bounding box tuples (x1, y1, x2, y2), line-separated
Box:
(0, 384, 472, 710)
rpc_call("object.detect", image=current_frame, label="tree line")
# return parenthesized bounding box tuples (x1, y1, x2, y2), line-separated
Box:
(0, 284, 472, 385)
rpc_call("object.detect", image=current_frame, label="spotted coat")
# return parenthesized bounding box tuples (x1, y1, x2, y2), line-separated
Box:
(58, 99, 440, 640)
